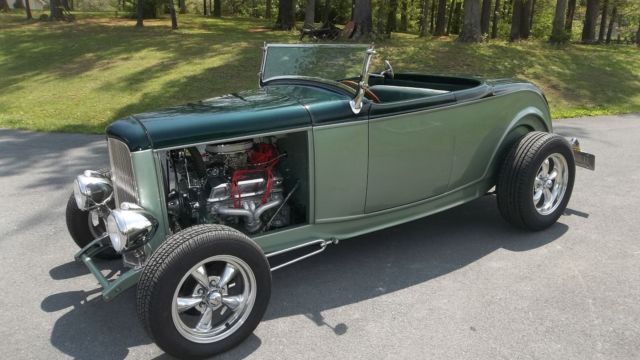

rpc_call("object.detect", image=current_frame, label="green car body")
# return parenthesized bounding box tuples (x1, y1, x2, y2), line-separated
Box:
(73, 45, 554, 302)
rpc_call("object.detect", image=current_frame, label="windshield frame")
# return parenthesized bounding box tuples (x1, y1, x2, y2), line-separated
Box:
(259, 43, 375, 87)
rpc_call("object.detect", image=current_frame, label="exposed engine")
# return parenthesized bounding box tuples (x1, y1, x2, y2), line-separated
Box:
(165, 139, 292, 234)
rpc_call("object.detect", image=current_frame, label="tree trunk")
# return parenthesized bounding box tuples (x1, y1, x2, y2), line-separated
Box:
(178, 0, 186, 13)
(0, 0, 9, 11)
(322, 0, 330, 24)
(510, 0, 522, 41)
(529, 0, 535, 31)
(434, 0, 447, 35)
(50, 0, 62, 19)
(213, 0, 221, 16)
(490, 0, 500, 38)
(353, 0, 373, 39)
(549, 0, 567, 43)
(14, 0, 24, 9)
(605, 6, 616, 44)
(351, 0, 355, 20)
(520, 0, 532, 39)
(480, 0, 491, 34)
(136, 0, 144, 26)
(303, 0, 315, 28)
(430, 0, 436, 33)
(452, 0, 462, 33)
(581, 0, 600, 43)
(275, 0, 295, 30)
(400, 0, 408, 32)
(459, 0, 482, 42)
(564, 0, 575, 32)
(203, 0, 207, 15)
(24, 0, 31, 19)
(60, 0, 70, 10)
(167, 0, 178, 29)
(387, 0, 398, 34)
(446, 0, 455, 35)
(597, 0, 608, 43)
(266, 0, 272, 18)
(419, 0, 429, 36)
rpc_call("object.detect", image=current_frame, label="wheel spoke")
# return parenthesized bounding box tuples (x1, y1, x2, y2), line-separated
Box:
(191, 266, 210, 289)
(547, 170, 558, 181)
(543, 188, 554, 208)
(541, 159, 549, 175)
(221, 295, 245, 311)
(533, 189, 543, 202)
(195, 307, 213, 332)
(176, 296, 202, 313)
(217, 263, 237, 288)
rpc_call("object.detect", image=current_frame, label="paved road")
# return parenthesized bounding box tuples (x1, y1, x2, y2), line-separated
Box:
(1, 114, 639, 360)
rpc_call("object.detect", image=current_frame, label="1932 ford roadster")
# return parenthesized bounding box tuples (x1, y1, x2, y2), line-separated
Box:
(67, 44, 595, 358)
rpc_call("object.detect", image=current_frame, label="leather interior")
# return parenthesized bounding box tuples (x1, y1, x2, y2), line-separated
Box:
(369, 85, 449, 103)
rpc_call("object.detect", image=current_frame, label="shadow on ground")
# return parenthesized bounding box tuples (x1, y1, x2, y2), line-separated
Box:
(42, 194, 568, 359)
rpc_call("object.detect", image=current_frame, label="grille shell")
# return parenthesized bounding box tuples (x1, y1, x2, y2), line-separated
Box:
(108, 138, 139, 206)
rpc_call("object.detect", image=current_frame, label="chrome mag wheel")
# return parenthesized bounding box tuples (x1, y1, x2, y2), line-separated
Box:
(533, 153, 569, 216)
(171, 255, 257, 343)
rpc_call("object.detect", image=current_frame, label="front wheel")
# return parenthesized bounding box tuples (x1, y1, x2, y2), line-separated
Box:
(497, 132, 576, 231)
(136, 225, 271, 359)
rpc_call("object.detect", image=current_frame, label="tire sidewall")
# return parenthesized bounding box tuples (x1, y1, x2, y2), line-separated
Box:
(143, 231, 271, 358)
(518, 137, 576, 229)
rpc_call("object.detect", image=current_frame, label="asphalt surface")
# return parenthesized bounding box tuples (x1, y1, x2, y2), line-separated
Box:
(1, 114, 639, 360)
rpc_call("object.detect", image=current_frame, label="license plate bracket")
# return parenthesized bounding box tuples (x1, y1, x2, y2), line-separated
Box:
(573, 150, 595, 171)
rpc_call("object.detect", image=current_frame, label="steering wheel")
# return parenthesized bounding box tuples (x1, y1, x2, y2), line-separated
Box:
(340, 80, 381, 104)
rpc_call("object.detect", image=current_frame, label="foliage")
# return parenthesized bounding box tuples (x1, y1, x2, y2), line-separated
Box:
(0, 12, 639, 134)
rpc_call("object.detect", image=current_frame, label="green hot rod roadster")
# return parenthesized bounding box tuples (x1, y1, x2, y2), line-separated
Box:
(68, 44, 594, 358)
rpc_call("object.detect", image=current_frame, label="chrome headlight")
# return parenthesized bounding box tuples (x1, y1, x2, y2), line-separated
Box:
(73, 170, 113, 211)
(106, 202, 158, 253)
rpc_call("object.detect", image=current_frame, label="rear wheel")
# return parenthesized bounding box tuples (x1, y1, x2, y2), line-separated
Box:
(136, 225, 271, 359)
(497, 132, 575, 230)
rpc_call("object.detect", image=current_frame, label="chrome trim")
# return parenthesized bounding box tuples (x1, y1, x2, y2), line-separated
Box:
(215, 199, 282, 233)
(108, 138, 139, 206)
(152, 126, 312, 152)
(533, 153, 569, 216)
(350, 45, 376, 115)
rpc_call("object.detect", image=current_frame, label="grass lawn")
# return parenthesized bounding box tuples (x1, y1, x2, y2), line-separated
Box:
(1, 12, 639, 133)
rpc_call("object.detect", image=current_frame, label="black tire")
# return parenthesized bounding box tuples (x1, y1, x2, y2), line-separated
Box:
(136, 225, 271, 359)
(497, 131, 575, 231)
(65, 169, 119, 260)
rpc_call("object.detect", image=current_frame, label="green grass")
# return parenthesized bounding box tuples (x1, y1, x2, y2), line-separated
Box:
(1, 12, 639, 133)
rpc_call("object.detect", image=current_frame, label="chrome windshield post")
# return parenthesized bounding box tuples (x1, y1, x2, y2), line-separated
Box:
(350, 45, 376, 115)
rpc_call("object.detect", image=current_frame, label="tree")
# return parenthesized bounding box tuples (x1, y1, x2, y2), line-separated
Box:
(419, 0, 430, 36)
(564, 0, 576, 32)
(491, 0, 500, 38)
(136, 0, 144, 26)
(509, 0, 532, 40)
(446, 0, 456, 34)
(606, 6, 617, 43)
(430, 0, 436, 33)
(598, 0, 609, 42)
(167, 0, 178, 29)
(275, 0, 295, 30)
(459, 0, 482, 41)
(266, 0, 272, 18)
(581, 0, 600, 43)
(303, 0, 315, 28)
(400, 0, 408, 31)
(387, 0, 398, 34)
(434, 0, 447, 35)
(520, 0, 532, 38)
(0, 0, 8, 11)
(24, 0, 32, 19)
(480, 0, 491, 34)
(353, 0, 373, 39)
(14, 0, 24, 9)
(549, 0, 568, 43)
(213, 0, 221, 17)
(178, 0, 186, 14)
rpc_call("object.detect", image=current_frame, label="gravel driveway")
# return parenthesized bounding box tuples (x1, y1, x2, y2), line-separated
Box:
(1, 114, 639, 360)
